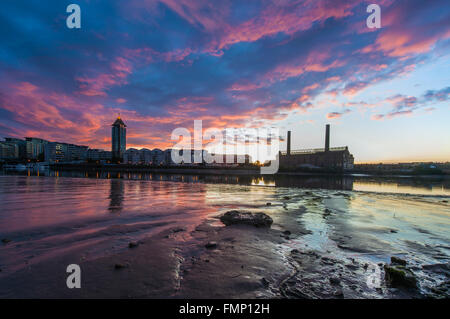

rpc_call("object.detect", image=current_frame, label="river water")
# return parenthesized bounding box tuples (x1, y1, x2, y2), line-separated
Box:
(0, 171, 449, 297)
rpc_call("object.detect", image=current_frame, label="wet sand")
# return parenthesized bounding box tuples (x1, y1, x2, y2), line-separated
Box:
(0, 176, 449, 298)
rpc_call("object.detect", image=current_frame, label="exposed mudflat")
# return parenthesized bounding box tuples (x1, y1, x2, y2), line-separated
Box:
(0, 176, 449, 298)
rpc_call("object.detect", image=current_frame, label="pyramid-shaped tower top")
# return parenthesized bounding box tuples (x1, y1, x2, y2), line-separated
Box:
(112, 115, 126, 127)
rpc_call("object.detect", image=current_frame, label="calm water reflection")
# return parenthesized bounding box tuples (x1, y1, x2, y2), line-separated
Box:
(0, 173, 448, 285)
(2, 169, 449, 196)
(109, 179, 125, 213)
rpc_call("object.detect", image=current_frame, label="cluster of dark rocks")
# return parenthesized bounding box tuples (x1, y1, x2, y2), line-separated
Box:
(384, 257, 450, 298)
(384, 257, 418, 289)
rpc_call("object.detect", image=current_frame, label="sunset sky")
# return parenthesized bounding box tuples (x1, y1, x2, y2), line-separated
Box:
(0, 0, 449, 163)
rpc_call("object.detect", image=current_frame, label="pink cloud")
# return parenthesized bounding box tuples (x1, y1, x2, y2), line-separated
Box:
(1, 80, 294, 151)
(230, 50, 346, 92)
(138, 0, 359, 55)
(0, 81, 185, 150)
(76, 57, 133, 96)
(326, 109, 351, 119)
(360, 2, 450, 58)
(209, 0, 357, 52)
(302, 83, 319, 93)
(267, 53, 345, 84)
(343, 81, 370, 97)
(371, 110, 414, 121)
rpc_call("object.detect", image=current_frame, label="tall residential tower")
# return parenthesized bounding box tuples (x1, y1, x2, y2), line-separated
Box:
(111, 116, 126, 162)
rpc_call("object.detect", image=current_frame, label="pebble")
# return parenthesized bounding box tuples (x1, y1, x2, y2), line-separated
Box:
(205, 241, 217, 249)
(329, 277, 341, 285)
(114, 263, 129, 269)
(391, 256, 407, 266)
(333, 289, 344, 298)
(345, 264, 359, 270)
(128, 242, 139, 248)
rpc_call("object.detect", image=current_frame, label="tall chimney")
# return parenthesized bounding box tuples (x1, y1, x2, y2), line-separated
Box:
(287, 131, 291, 155)
(325, 124, 330, 152)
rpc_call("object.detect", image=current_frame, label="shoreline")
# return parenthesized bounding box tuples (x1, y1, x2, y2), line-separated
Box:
(48, 164, 450, 178)
(0, 183, 448, 299)
(2, 163, 449, 179)
(0, 211, 443, 299)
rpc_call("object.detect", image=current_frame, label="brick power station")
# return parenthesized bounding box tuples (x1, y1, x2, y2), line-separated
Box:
(279, 124, 354, 170)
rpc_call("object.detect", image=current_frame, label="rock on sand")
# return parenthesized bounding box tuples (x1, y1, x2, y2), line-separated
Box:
(220, 210, 273, 228)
